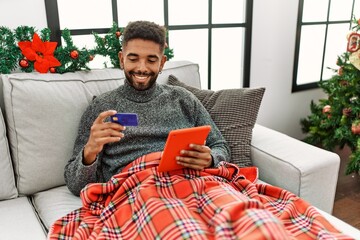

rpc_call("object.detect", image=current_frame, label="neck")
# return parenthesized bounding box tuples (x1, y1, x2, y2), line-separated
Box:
(122, 79, 159, 103)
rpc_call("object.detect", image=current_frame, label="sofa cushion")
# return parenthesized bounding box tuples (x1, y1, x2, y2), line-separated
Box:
(2, 61, 200, 195)
(316, 208, 360, 239)
(0, 197, 46, 239)
(32, 186, 82, 230)
(167, 75, 265, 167)
(0, 105, 18, 200)
(158, 61, 201, 88)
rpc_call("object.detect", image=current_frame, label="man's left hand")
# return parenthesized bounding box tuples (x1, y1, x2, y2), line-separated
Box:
(176, 144, 212, 171)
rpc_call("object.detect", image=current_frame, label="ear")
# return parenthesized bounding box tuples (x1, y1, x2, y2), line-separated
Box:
(118, 51, 124, 69)
(159, 55, 167, 72)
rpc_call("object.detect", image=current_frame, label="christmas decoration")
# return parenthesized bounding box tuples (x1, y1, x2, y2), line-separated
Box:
(0, 22, 174, 74)
(70, 50, 79, 59)
(342, 107, 352, 117)
(322, 105, 331, 114)
(301, 16, 360, 175)
(18, 33, 61, 73)
(19, 59, 29, 68)
(351, 121, 360, 135)
(0, 27, 21, 74)
(91, 23, 123, 68)
(347, 32, 360, 52)
(349, 49, 360, 70)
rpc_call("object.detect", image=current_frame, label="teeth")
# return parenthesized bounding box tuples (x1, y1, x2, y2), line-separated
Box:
(134, 74, 148, 80)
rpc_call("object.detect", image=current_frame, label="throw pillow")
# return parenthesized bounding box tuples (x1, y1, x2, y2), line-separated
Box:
(167, 75, 265, 167)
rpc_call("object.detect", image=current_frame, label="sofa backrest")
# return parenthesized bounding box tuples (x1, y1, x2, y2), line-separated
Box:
(0, 106, 18, 200)
(0, 61, 200, 195)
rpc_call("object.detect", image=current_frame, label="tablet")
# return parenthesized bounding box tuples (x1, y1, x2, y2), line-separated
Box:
(158, 125, 211, 172)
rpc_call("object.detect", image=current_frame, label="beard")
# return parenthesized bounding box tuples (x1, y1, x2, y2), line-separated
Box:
(124, 70, 158, 91)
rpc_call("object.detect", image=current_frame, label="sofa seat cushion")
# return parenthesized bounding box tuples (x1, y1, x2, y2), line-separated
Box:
(32, 185, 82, 230)
(0, 197, 46, 239)
(167, 75, 265, 167)
(0, 104, 17, 200)
(316, 208, 360, 239)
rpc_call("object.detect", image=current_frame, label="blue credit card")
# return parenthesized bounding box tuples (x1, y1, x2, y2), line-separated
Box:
(110, 113, 138, 126)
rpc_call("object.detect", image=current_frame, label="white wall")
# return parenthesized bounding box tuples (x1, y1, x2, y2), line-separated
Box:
(250, 0, 326, 139)
(0, 0, 47, 29)
(0, 0, 325, 139)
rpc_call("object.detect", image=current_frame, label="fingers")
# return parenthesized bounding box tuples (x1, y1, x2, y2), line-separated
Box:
(94, 110, 117, 124)
(90, 110, 127, 142)
(90, 123, 124, 138)
(92, 110, 126, 131)
(84, 110, 126, 164)
(176, 144, 212, 170)
(90, 130, 123, 144)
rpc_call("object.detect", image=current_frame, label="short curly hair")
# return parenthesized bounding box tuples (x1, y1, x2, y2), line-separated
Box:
(122, 21, 166, 52)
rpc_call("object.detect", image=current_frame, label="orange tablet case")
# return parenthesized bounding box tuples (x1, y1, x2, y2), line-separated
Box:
(158, 125, 211, 172)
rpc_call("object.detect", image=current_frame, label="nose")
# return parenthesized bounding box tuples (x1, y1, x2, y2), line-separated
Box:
(137, 59, 148, 73)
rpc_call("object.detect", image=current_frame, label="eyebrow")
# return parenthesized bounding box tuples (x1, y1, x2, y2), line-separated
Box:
(148, 55, 159, 59)
(127, 53, 159, 59)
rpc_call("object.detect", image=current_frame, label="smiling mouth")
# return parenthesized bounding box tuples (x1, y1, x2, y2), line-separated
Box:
(131, 71, 153, 81)
(134, 74, 148, 80)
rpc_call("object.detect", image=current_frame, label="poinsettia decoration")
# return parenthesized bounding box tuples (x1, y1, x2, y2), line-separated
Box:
(18, 33, 61, 73)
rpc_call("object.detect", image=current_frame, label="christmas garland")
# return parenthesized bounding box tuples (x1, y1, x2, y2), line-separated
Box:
(301, 17, 360, 175)
(0, 23, 174, 74)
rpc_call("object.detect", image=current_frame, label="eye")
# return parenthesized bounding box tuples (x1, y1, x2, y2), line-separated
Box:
(148, 58, 157, 63)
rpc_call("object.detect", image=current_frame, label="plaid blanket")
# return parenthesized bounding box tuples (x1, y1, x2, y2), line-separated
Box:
(48, 152, 352, 239)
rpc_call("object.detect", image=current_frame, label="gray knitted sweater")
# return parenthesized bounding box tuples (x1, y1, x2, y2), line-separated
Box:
(65, 79, 230, 196)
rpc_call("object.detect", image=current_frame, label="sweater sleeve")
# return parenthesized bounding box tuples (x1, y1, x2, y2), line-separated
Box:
(64, 103, 102, 196)
(191, 94, 231, 167)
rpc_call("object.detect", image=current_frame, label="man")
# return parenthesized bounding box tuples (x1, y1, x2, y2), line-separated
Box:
(65, 21, 230, 196)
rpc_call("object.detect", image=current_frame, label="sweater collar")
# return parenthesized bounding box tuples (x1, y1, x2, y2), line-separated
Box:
(121, 78, 160, 102)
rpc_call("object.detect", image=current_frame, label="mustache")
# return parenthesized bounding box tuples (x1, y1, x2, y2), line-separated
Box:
(129, 71, 155, 77)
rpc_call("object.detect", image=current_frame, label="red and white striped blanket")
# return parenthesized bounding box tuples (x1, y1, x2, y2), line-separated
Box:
(48, 152, 352, 239)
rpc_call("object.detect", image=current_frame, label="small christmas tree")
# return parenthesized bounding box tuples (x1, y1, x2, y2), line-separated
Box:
(301, 17, 360, 175)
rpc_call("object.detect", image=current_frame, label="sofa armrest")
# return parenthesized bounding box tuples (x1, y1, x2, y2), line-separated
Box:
(250, 124, 340, 214)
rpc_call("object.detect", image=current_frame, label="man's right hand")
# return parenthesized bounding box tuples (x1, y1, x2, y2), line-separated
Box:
(83, 110, 125, 165)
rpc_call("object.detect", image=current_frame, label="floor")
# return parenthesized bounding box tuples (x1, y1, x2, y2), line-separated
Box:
(332, 146, 360, 230)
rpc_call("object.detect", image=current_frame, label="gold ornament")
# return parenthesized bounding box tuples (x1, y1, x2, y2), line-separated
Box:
(349, 49, 360, 71)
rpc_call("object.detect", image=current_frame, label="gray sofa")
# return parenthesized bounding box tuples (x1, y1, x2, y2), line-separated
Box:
(0, 61, 359, 239)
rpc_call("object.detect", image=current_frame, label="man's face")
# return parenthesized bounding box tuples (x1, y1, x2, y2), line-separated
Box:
(119, 39, 167, 91)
